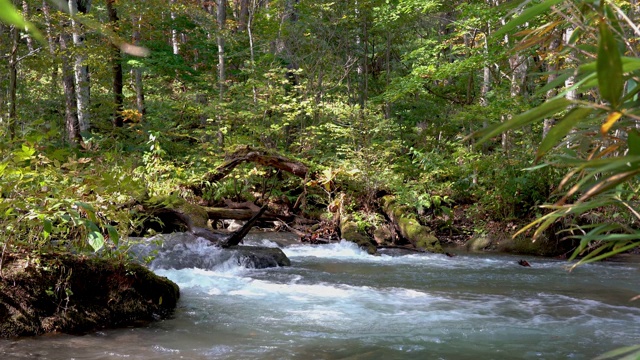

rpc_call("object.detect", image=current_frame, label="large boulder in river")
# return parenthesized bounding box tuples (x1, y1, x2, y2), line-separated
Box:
(0, 253, 179, 337)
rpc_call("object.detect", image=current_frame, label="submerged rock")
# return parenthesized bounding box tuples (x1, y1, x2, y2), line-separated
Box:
(0, 253, 179, 338)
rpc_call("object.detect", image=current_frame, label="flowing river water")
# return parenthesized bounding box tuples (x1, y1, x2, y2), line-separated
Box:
(1, 234, 639, 359)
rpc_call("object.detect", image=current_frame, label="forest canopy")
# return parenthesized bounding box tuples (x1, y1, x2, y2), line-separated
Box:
(0, 0, 639, 265)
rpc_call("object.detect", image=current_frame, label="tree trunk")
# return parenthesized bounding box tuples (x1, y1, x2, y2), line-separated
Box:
(106, 0, 124, 127)
(170, 0, 180, 55)
(247, 0, 257, 103)
(8, 25, 19, 139)
(42, 1, 59, 95)
(217, 0, 227, 102)
(542, 31, 562, 139)
(132, 15, 146, 117)
(236, 0, 249, 32)
(69, 0, 91, 133)
(60, 33, 81, 144)
(21, 1, 34, 52)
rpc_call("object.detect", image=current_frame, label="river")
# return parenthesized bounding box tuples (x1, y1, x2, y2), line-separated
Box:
(1, 235, 639, 359)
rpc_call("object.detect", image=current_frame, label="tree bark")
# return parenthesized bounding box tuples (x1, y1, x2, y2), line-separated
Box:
(106, 0, 124, 127)
(132, 14, 146, 117)
(69, 0, 91, 133)
(170, 0, 180, 55)
(189, 146, 309, 195)
(21, 1, 34, 52)
(380, 196, 443, 253)
(542, 31, 562, 139)
(217, 0, 227, 102)
(60, 33, 81, 144)
(42, 1, 59, 95)
(8, 25, 19, 139)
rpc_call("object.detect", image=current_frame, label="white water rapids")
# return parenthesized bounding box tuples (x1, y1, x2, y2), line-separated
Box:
(1, 236, 639, 359)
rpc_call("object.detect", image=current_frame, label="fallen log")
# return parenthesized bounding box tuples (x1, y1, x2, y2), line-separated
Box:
(203, 206, 293, 222)
(380, 195, 443, 253)
(136, 196, 267, 247)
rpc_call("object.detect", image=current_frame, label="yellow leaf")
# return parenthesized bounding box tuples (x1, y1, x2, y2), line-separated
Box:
(601, 111, 622, 135)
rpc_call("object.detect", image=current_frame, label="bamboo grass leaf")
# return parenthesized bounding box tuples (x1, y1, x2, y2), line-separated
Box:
(492, 0, 565, 41)
(597, 16, 624, 108)
(474, 98, 571, 145)
(537, 107, 593, 161)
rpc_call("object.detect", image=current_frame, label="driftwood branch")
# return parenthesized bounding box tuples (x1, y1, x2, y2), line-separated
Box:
(189, 146, 309, 195)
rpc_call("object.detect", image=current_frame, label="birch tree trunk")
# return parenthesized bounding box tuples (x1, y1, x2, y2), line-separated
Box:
(170, 0, 180, 55)
(69, 0, 91, 133)
(247, 0, 257, 103)
(217, 0, 227, 102)
(21, 1, 34, 52)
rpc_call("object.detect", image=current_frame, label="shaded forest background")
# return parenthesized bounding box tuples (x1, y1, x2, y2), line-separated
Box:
(1, 0, 639, 262)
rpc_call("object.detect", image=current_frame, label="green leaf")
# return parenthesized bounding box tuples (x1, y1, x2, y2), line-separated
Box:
(492, 0, 564, 40)
(0, 0, 44, 42)
(43, 219, 52, 240)
(629, 130, 640, 156)
(87, 231, 105, 252)
(594, 345, 640, 360)
(106, 225, 120, 247)
(597, 16, 623, 108)
(474, 98, 571, 145)
(537, 107, 593, 161)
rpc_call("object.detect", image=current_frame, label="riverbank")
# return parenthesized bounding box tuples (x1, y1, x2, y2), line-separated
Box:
(0, 253, 179, 337)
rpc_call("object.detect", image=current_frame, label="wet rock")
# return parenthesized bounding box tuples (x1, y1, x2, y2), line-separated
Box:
(229, 246, 291, 268)
(128, 232, 290, 270)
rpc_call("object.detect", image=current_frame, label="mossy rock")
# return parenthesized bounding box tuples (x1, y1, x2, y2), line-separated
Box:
(466, 236, 493, 252)
(0, 253, 179, 337)
(340, 215, 377, 255)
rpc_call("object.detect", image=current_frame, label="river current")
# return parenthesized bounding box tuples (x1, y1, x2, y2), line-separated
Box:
(1, 235, 639, 359)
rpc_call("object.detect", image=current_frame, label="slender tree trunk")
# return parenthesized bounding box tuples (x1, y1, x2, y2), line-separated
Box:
(170, 0, 180, 55)
(247, 0, 257, 103)
(42, 1, 59, 94)
(132, 15, 146, 117)
(8, 25, 19, 139)
(21, 1, 34, 52)
(384, 30, 391, 119)
(236, 0, 249, 32)
(217, 0, 227, 102)
(69, 0, 91, 133)
(60, 33, 81, 144)
(106, 0, 124, 127)
(542, 31, 562, 139)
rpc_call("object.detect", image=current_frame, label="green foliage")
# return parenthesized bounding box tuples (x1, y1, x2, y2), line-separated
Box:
(477, 0, 640, 265)
(0, 140, 144, 255)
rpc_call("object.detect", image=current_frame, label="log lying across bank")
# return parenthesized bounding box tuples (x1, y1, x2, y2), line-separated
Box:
(381, 195, 443, 253)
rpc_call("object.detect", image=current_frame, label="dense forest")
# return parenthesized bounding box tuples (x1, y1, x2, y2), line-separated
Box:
(1, 0, 639, 264)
